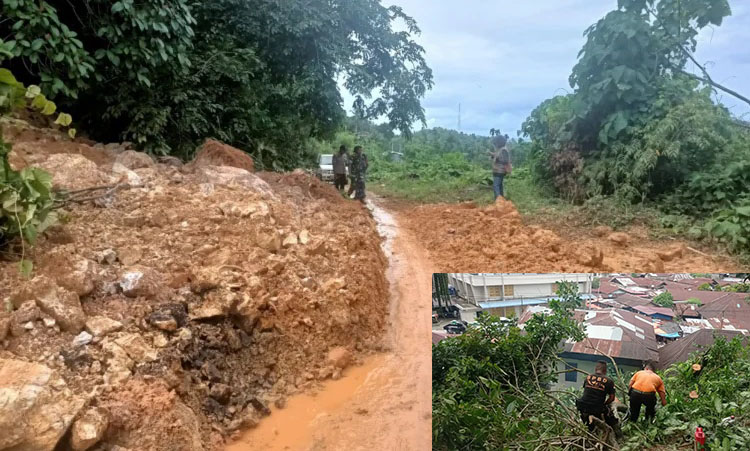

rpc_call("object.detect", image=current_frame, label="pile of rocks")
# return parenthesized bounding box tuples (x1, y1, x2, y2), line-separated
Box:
(0, 133, 388, 450)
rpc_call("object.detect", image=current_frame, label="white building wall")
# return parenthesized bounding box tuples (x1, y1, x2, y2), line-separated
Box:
(448, 273, 593, 306)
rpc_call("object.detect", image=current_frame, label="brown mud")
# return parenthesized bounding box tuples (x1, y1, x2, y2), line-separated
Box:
(226, 199, 432, 450)
(392, 198, 739, 273)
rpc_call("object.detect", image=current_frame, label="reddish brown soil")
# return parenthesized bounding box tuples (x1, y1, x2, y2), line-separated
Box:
(0, 123, 389, 450)
(227, 200, 432, 451)
(189, 139, 255, 172)
(394, 198, 740, 273)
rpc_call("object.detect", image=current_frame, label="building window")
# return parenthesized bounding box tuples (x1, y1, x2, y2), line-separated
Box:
(487, 286, 502, 297)
(564, 362, 578, 382)
(504, 285, 514, 297)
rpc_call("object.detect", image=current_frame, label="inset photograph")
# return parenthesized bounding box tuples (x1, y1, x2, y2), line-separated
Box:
(433, 273, 750, 450)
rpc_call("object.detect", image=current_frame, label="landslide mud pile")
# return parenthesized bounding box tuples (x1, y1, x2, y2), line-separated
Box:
(399, 199, 735, 273)
(0, 127, 388, 451)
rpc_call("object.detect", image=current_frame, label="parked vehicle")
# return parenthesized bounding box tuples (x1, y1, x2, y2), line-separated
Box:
(444, 320, 468, 335)
(317, 154, 334, 182)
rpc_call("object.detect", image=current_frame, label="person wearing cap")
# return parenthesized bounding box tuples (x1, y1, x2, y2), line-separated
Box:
(628, 360, 667, 422)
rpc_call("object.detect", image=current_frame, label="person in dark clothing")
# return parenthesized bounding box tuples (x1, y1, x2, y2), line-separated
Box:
(489, 134, 511, 200)
(332, 145, 349, 192)
(576, 361, 618, 432)
(628, 360, 666, 422)
(347, 145, 368, 202)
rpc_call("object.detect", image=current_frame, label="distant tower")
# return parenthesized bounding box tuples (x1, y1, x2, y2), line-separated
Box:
(458, 103, 462, 131)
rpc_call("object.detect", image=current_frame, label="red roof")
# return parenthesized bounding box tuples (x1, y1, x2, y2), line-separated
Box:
(630, 278, 667, 288)
(564, 309, 659, 362)
(612, 294, 653, 308)
(698, 293, 750, 328)
(596, 281, 623, 296)
(632, 305, 675, 318)
(663, 284, 735, 304)
(432, 331, 451, 344)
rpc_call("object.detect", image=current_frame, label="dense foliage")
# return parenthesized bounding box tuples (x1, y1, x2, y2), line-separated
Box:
(521, 0, 750, 255)
(622, 336, 750, 451)
(1, 0, 433, 169)
(433, 282, 586, 449)
(433, 282, 750, 450)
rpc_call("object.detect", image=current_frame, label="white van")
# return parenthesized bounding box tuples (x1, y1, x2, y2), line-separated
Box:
(317, 154, 334, 181)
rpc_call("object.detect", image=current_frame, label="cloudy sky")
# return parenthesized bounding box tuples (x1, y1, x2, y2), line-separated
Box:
(345, 0, 750, 137)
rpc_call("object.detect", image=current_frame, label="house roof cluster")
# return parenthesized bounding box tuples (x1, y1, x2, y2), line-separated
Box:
(519, 274, 750, 368)
(519, 307, 659, 363)
(658, 329, 746, 369)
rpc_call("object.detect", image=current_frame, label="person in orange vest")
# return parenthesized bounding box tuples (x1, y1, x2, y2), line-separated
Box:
(628, 360, 667, 422)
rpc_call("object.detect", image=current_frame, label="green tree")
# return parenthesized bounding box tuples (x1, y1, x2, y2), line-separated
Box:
(1, 0, 433, 169)
(653, 291, 675, 307)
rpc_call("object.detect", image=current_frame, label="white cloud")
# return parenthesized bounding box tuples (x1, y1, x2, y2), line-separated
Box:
(341, 0, 750, 135)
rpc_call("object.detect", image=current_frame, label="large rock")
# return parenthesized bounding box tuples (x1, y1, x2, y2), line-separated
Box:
(118, 266, 163, 298)
(0, 358, 85, 451)
(327, 347, 352, 369)
(13, 276, 86, 332)
(70, 408, 108, 451)
(198, 166, 274, 198)
(192, 139, 255, 172)
(100, 340, 134, 386)
(113, 333, 158, 363)
(85, 316, 123, 339)
(9, 302, 42, 337)
(37, 154, 105, 191)
(607, 232, 630, 247)
(111, 162, 143, 187)
(53, 255, 95, 297)
(114, 150, 154, 169)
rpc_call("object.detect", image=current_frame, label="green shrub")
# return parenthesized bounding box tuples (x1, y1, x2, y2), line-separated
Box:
(687, 297, 703, 306)
(0, 67, 74, 275)
(698, 283, 715, 291)
(706, 202, 750, 254)
(653, 291, 675, 307)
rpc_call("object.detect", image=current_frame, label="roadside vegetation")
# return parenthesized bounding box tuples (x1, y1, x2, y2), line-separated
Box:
(315, 0, 749, 260)
(1, 0, 432, 170)
(432, 283, 750, 450)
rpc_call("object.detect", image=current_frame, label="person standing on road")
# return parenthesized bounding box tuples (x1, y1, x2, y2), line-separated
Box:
(348, 145, 368, 202)
(576, 361, 618, 433)
(628, 361, 667, 422)
(332, 145, 349, 192)
(489, 134, 511, 200)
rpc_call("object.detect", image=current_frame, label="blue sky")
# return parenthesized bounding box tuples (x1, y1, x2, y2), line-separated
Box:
(343, 0, 750, 137)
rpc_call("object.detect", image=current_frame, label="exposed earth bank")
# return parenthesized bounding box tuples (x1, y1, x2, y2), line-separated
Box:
(226, 200, 432, 451)
(0, 123, 389, 451)
(393, 199, 739, 273)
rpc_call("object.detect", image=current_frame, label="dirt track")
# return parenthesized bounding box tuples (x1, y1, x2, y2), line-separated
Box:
(226, 199, 432, 451)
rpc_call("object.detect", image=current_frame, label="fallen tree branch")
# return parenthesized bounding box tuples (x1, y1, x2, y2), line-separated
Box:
(53, 183, 131, 208)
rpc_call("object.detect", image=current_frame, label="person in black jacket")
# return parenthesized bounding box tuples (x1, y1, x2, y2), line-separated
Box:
(576, 361, 617, 432)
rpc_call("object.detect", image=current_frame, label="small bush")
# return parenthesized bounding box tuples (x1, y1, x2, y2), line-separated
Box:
(653, 291, 675, 307)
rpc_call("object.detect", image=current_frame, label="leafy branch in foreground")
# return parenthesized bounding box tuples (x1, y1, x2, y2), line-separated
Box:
(0, 67, 75, 276)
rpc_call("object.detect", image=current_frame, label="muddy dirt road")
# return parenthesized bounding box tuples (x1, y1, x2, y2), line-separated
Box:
(226, 200, 432, 451)
(394, 198, 740, 273)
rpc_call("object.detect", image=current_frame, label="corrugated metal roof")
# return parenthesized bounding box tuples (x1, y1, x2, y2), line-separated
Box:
(479, 294, 596, 309)
(633, 305, 675, 318)
(658, 329, 746, 369)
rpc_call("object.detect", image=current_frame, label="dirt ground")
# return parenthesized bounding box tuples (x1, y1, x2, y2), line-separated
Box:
(0, 122, 390, 451)
(392, 198, 740, 273)
(226, 200, 432, 451)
